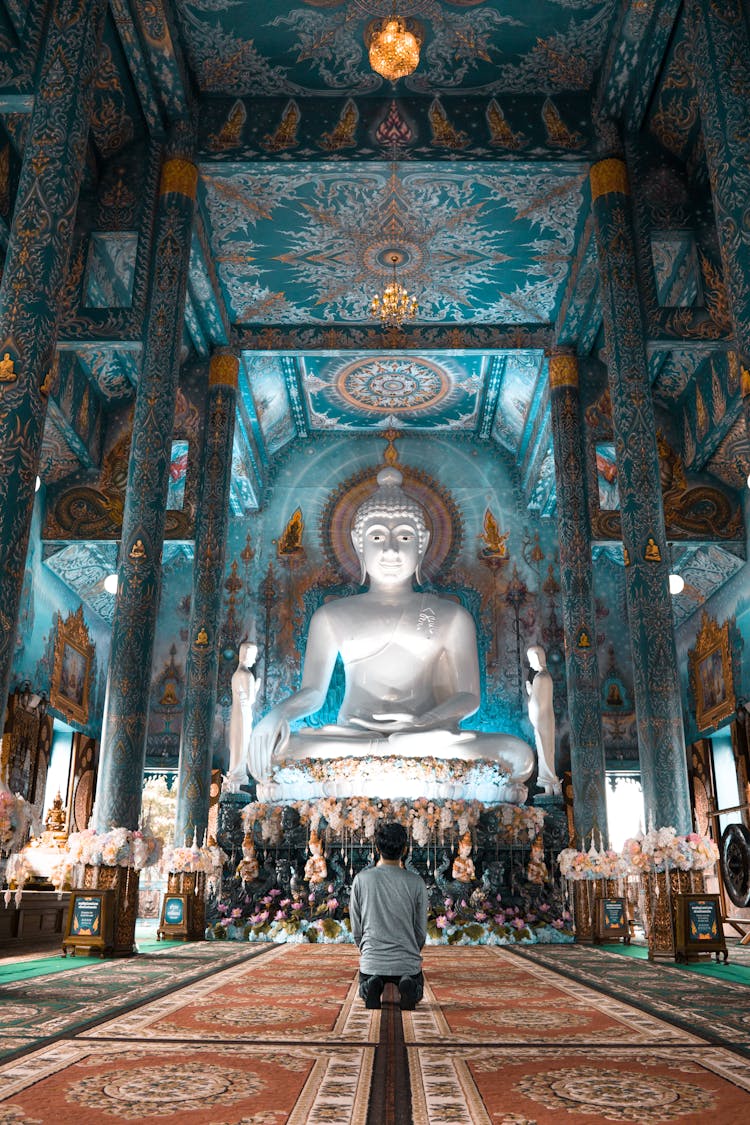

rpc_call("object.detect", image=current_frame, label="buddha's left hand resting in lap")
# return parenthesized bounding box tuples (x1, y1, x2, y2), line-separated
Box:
(247, 468, 535, 799)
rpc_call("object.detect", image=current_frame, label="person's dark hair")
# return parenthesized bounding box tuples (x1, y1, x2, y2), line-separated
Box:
(375, 820, 408, 860)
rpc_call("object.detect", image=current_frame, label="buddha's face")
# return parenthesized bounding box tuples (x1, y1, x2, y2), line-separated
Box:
(360, 515, 426, 586)
(239, 642, 257, 667)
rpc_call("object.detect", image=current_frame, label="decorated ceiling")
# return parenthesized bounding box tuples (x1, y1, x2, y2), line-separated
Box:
(200, 161, 588, 325)
(0, 0, 747, 637)
(175, 0, 618, 97)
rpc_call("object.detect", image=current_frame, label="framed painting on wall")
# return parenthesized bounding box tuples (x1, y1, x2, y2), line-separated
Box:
(689, 612, 735, 733)
(50, 606, 94, 726)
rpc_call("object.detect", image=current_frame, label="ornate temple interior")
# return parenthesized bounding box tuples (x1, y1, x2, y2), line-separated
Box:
(0, 2, 749, 1122)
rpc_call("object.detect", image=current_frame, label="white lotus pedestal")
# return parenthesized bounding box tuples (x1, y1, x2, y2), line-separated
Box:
(62, 864, 140, 957)
(642, 870, 705, 960)
(157, 871, 206, 941)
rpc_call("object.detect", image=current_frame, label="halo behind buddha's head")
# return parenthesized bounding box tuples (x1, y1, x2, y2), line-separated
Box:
(351, 467, 430, 584)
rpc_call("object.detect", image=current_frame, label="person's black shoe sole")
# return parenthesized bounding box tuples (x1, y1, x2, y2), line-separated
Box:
(363, 975, 384, 1009)
(398, 976, 418, 1010)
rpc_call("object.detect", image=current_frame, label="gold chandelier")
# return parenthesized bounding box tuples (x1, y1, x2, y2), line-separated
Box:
(367, 9, 421, 82)
(371, 252, 418, 328)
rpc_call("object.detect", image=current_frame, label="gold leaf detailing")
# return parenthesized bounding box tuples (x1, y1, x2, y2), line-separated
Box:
(208, 100, 247, 151)
(590, 158, 629, 200)
(262, 101, 301, 153)
(209, 353, 239, 388)
(486, 100, 524, 149)
(429, 99, 468, 150)
(160, 158, 198, 199)
(542, 99, 584, 150)
(319, 99, 359, 151)
(549, 354, 578, 389)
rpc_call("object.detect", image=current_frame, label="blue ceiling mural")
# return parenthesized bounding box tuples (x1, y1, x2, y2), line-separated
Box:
(175, 1, 617, 98)
(200, 160, 587, 324)
(301, 353, 483, 429)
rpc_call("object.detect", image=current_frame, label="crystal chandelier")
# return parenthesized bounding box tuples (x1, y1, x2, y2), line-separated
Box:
(371, 252, 418, 328)
(367, 7, 421, 82)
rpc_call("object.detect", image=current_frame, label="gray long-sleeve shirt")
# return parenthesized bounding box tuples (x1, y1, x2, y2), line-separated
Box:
(349, 864, 428, 976)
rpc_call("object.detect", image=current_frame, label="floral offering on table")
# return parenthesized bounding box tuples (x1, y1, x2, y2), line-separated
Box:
(241, 796, 544, 849)
(0, 782, 36, 856)
(557, 842, 629, 881)
(622, 827, 719, 874)
(62, 825, 164, 879)
(162, 838, 228, 887)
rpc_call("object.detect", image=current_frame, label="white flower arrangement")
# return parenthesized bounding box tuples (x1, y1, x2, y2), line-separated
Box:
(63, 826, 164, 875)
(622, 827, 719, 874)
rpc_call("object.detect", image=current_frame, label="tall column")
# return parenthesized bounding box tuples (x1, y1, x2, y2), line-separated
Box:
(687, 0, 750, 423)
(548, 352, 608, 845)
(0, 0, 107, 713)
(174, 352, 238, 846)
(95, 139, 197, 831)
(590, 156, 691, 834)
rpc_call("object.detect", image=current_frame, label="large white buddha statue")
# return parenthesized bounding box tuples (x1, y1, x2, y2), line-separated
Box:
(249, 468, 535, 803)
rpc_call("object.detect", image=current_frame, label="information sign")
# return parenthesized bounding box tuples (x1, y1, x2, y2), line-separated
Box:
(674, 894, 728, 962)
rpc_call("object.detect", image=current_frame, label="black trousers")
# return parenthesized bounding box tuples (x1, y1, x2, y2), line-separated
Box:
(359, 970, 424, 1003)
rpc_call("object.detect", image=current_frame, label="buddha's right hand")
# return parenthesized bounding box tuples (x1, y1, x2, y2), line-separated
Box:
(248, 717, 290, 780)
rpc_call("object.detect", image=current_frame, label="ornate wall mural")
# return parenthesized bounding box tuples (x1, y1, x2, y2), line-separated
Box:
(241, 355, 296, 455)
(9, 503, 109, 739)
(200, 161, 587, 324)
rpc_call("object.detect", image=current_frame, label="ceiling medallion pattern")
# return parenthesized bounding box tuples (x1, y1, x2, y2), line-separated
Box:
(202, 162, 585, 325)
(337, 356, 448, 412)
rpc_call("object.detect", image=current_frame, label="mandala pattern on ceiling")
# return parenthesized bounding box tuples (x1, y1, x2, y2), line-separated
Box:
(516, 1067, 715, 1121)
(336, 357, 448, 412)
(69, 1063, 265, 1117)
(203, 163, 585, 325)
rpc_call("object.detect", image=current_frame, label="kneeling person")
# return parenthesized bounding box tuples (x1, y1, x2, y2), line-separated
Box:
(350, 821, 428, 1010)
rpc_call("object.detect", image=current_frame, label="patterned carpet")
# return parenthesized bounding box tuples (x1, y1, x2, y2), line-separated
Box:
(0, 943, 748, 1122)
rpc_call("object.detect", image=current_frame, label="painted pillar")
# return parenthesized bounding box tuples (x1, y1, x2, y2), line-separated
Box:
(95, 143, 198, 832)
(174, 352, 239, 846)
(590, 156, 691, 834)
(548, 352, 608, 845)
(0, 0, 107, 714)
(686, 0, 750, 421)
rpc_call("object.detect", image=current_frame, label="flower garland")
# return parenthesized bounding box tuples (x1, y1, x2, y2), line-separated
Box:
(63, 826, 164, 875)
(273, 754, 510, 784)
(558, 828, 719, 880)
(162, 840, 228, 891)
(241, 797, 544, 848)
(622, 828, 718, 874)
(0, 783, 36, 856)
(557, 843, 629, 882)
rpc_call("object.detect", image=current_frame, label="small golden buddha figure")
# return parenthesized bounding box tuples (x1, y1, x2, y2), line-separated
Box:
(304, 830, 328, 884)
(452, 831, 476, 883)
(645, 537, 661, 562)
(236, 832, 259, 883)
(44, 791, 68, 844)
(527, 838, 548, 884)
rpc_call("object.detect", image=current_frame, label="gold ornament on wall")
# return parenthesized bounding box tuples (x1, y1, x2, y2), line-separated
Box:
(50, 606, 94, 727)
(689, 611, 736, 733)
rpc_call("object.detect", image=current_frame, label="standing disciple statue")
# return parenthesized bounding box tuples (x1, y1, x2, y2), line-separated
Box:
(249, 468, 535, 800)
(224, 641, 260, 793)
(526, 645, 562, 796)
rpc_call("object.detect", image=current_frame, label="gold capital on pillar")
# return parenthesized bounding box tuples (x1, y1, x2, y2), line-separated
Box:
(590, 158, 629, 201)
(549, 353, 579, 389)
(160, 158, 198, 199)
(209, 353, 239, 388)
